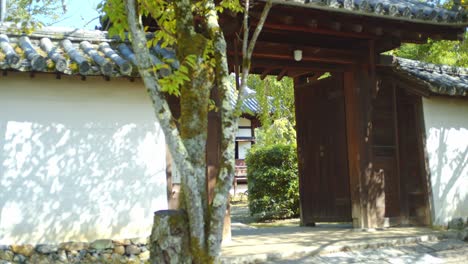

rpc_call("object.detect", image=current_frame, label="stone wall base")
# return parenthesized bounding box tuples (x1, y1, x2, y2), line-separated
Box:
(0, 238, 150, 264)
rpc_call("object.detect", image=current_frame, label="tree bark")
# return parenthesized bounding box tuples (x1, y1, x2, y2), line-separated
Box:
(150, 210, 191, 264)
(125, 1, 208, 262)
(122, 0, 273, 262)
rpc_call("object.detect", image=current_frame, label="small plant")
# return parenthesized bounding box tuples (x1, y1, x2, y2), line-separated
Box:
(246, 144, 299, 220)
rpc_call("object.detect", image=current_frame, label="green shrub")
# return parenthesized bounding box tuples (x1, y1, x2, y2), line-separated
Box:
(245, 144, 299, 220)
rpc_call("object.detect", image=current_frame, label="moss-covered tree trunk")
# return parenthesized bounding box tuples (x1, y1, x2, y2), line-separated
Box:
(121, 0, 272, 263)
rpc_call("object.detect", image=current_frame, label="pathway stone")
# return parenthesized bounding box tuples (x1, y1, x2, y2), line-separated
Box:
(261, 239, 468, 264)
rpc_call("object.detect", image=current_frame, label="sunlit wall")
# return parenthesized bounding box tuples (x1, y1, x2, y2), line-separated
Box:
(0, 72, 167, 244)
(423, 97, 468, 226)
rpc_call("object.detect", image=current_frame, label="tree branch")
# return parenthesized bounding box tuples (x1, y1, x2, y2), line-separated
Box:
(202, 1, 272, 260)
(204, 0, 238, 261)
(124, 0, 206, 253)
(236, 0, 272, 114)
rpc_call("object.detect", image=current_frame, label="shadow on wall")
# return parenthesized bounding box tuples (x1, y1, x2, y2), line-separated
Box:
(0, 74, 168, 244)
(0, 121, 167, 244)
(424, 98, 468, 225)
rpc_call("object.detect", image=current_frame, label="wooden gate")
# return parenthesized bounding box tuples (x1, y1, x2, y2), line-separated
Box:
(295, 73, 352, 225)
(371, 80, 431, 226)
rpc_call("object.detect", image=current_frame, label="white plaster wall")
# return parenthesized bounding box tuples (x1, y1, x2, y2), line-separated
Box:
(238, 142, 251, 160)
(237, 128, 252, 138)
(237, 118, 252, 138)
(0, 72, 167, 244)
(423, 97, 468, 226)
(239, 118, 251, 127)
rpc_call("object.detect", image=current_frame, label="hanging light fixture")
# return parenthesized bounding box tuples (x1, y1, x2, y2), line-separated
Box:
(293, 49, 303, 61)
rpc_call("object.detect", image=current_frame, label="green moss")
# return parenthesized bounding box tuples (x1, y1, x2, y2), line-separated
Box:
(69, 62, 79, 73)
(189, 237, 211, 264)
(46, 60, 55, 70)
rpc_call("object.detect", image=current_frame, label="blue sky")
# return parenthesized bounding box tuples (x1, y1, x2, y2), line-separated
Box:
(51, 0, 102, 29)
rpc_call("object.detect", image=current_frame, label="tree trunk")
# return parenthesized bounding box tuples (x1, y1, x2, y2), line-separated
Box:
(121, 0, 273, 262)
(149, 210, 191, 264)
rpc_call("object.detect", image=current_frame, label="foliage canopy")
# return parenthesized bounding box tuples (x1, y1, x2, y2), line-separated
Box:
(246, 144, 299, 220)
(4, 0, 67, 31)
(393, 33, 468, 67)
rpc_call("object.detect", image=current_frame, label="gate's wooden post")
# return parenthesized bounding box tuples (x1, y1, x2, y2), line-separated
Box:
(344, 67, 386, 229)
(344, 70, 366, 229)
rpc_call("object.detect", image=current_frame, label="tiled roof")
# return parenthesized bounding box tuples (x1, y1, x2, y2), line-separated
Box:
(395, 57, 468, 97)
(0, 26, 263, 113)
(0, 26, 176, 77)
(270, 0, 468, 25)
(232, 87, 261, 114)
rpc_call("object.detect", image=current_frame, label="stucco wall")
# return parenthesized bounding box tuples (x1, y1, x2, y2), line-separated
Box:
(422, 97, 468, 226)
(0, 72, 167, 244)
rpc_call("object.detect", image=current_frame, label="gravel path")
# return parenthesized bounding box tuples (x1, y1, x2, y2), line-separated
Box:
(268, 239, 468, 264)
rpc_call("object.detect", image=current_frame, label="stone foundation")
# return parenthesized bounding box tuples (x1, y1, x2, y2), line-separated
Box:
(447, 217, 468, 230)
(0, 238, 150, 264)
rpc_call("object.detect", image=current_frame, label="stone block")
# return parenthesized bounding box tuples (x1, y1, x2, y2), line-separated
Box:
(112, 239, 131, 246)
(130, 237, 148, 245)
(29, 253, 50, 264)
(0, 250, 13, 261)
(125, 245, 141, 255)
(35, 244, 58, 254)
(56, 250, 68, 262)
(59, 242, 89, 251)
(90, 239, 114, 250)
(127, 254, 141, 264)
(99, 252, 112, 261)
(10, 244, 34, 257)
(139, 250, 150, 261)
(12, 254, 26, 263)
(113, 245, 125, 255)
(458, 227, 468, 241)
(448, 217, 464, 230)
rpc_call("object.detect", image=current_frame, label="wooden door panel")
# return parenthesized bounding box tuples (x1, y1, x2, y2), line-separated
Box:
(295, 74, 352, 224)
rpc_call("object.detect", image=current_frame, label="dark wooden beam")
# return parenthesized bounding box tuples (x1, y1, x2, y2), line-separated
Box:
(247, 3, 464, 43)
(260, 68, 273, 80)
(375, 37, 401, 53)
(329, 21, 342, 32)
(377, 55, 396, 67)
(368, 27, 383, 36)
(276, 69, 288, 81)
(257, 30, 370, 52)
(229, 57, 349, 76)
(230, 41, 367, 65)
(348, 24, 364, 33)
(247, 58, 350, 72)
(293, 71, 325, 88)
(288, 70, 316, 79)
(255, 21, 376, 40)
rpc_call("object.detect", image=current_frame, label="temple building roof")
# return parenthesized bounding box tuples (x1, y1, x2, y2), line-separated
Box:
(1, 26, 467, 98)
(269, 0, 468, 25)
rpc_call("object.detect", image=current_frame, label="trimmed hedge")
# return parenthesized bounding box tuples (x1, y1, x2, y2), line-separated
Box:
(245, 144, 299, 220)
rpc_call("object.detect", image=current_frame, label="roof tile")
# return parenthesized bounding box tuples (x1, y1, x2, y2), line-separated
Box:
(395, 57, 468, 97)
(270, 0, 468, 24)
